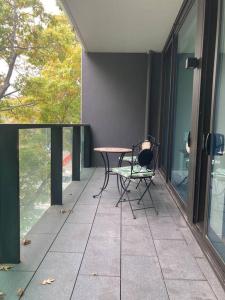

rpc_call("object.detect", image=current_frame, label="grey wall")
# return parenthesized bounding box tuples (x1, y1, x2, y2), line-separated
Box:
(82, 52, 147, 166)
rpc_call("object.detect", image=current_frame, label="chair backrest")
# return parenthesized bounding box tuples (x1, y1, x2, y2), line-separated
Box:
(131, 137, 160, 174)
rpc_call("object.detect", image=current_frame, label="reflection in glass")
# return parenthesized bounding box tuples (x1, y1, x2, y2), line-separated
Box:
(19, 128, 51, 237)
(161, 46, 172, 172)
(208, 2, 225, 261)
(63, 127, 73, 190)
(171, 2, 197, 202)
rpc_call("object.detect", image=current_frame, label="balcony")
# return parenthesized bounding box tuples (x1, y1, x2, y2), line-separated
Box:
(0, 132, 224, 299)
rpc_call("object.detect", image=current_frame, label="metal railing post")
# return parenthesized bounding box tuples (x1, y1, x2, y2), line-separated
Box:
(72, 126, 81, 181)
(51, 126, 63, 205)
(83, 126, 92, 168)
(0, 126, 20, 263)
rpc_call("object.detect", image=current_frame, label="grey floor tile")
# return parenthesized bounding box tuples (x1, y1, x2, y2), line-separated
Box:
(29, 213, 66, 234)
(121, 255, 169, 300)
(71, 275, 120, 300)
(0, 271, 33, 300)
(66, 204, 97, 224)
(13, 233, 55, 272)
(148, 216, 183, 240)
(180, 227, 204, 258)
(122, 225, 156, 256)
(50, 223, 91, 253)
(80, 236, 120, 276)
(95, 212, 120, 223)
(171, 210, 188, 228)
(91, 214, 120, 238)
(76, 192, 99, 205)
(23, 252, 82, 300)
(197, 257, 225, 300)
(97, 203, 120, 214)
(155, 240, 204, 280)
(122, 203, 149, 226)
(165, 279, 217, 300)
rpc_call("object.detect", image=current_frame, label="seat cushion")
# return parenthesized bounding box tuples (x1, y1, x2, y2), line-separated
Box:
(112, 165, 154, 178)
(120, 155, 138, 163)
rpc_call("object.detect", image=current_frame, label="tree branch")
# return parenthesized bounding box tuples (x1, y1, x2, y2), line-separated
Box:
(1, 89, 19, 99)
(0, 0, 18, 100)
(0, 53, 18, 100)
(0, 102, 36, 112)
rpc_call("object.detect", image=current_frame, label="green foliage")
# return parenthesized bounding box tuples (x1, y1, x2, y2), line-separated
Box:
(0, 2, 81, 124)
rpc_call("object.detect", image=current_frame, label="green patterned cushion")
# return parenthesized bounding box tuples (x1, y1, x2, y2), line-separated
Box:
(122, 155, 138, 163)
(112, 165, 154, 178)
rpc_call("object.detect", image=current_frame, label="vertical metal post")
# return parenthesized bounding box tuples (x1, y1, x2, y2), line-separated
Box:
(0, 126, 20, 263)
(51, 126, 63, 205)
(72, 126, 80, 181)
(144, 51, 152, 139)
(83, 126, 92, 168)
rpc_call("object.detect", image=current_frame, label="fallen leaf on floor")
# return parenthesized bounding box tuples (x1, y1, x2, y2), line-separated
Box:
(0, 265, 13, 271)
(22, 239, 31, 246)
(41, 278, 55, 285)
(0, 292, 5, 299)
(17, 288, 24, 297)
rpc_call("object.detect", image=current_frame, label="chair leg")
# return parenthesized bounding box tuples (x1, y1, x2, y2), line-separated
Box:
(125, 184, 136, 219)
(143, 178, 158, 215)
(135, 179, 142, 189)
(115, 178, 130, 207)
(136, 180, 150, 205)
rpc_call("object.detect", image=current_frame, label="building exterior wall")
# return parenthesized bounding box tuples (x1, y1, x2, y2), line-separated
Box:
(82, 52, 147, 166)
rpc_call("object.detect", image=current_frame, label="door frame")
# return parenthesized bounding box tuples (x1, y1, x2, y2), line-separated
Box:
(159, 0, 225, 284)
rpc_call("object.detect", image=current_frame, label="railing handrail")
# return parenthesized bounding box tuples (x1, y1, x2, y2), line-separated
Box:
(0, 123, 90, 129)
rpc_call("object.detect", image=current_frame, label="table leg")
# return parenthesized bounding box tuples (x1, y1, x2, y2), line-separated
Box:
(93, 152, 110, 198)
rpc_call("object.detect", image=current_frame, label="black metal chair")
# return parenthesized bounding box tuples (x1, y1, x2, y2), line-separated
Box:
(112, 140, 160, 219)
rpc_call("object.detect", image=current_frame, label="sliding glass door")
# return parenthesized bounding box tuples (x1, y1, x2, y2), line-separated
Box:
(160, 44, 172, 175)
(170, 1, 197, 203)
(207, 0, 225, 261)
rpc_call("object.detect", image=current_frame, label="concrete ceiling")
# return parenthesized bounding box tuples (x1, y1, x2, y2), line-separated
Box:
(60, 0, 183, 53)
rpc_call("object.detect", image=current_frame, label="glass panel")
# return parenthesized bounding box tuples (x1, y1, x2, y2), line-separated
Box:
(161, 46, 172, 172)
(62, 127, 73, 190)
(19, 128, 51, 237)
(207, 2, 225, 261)
(171, 2, 197, 202)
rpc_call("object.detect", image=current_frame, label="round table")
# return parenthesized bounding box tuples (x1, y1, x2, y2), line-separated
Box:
(93, 147, 132, 198)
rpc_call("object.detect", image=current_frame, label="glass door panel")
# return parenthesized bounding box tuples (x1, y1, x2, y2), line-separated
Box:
(207, 1, 225, 261)
(171, 1, 197, 202)
(161, 45, 172, 174)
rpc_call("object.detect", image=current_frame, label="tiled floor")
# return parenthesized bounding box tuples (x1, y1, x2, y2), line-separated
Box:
(0, 168, 225, 300)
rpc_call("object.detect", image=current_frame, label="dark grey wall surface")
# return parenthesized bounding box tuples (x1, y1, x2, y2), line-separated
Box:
(82, 52, 147, 166)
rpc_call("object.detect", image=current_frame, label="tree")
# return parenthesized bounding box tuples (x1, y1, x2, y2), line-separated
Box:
(0, 0, 49, 100)
(0, 11, 81, 123)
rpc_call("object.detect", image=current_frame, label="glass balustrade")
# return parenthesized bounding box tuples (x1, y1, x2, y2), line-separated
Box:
(19, 128, 51, 237)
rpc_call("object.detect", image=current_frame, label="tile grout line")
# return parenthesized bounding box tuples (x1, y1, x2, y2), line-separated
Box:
(69, 176, 103, 300)
(21, 168, 97, 294)
(144, 200, 171, 300)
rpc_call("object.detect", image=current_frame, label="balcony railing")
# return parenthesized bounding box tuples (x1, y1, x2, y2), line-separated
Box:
(0, 124, 91, 263)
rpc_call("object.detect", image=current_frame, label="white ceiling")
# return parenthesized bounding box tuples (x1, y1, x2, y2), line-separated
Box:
(61, 0, 183, 53)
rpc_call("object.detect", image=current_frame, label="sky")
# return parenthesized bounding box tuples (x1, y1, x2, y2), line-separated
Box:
(40, 0, 61, 15)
